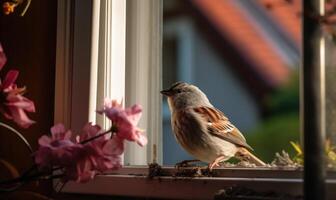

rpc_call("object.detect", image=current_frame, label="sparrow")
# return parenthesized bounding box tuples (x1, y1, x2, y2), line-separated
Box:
(161, 82, 265, 169)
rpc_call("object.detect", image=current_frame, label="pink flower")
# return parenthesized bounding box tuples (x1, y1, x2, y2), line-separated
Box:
(64, 156, 97, 183)
(93, 135, 123, 171)
(49, 123, 124, 183)
(0, 43, 6, 71)
(0, 70, 35, 128)
(0, 70, 18, 90)
(35, 124, 99, 183)
(76, 123, 123, 172)
(35, 124, 83, 169)
(71, 159, 96, 183)
(35, 123, 126, 183)
(0, 44, 35, 128)
(97, 99, 147, 146)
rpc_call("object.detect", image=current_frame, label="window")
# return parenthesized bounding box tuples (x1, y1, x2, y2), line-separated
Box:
(55, 0, 162, 166)
(162, 0, 301, 165)
(55, 0, 335, 199)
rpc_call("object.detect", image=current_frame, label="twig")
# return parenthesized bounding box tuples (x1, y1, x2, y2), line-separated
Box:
(0, 122, 33, 154)
(20, 0, 31, 16)
(80, 129, 112, 144)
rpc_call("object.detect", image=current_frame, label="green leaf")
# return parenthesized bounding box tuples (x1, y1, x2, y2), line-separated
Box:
(290, 141, 302, 155)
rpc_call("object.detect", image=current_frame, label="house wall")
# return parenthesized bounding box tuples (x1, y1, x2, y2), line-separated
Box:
(193, 32, 261, 130)
(162, 18, 261, 165)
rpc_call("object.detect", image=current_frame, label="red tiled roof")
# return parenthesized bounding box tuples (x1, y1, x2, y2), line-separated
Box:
(191, 0, 294, 87)
(258, 0, 302, 45)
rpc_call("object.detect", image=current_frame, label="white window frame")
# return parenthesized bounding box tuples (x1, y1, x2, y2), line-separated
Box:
(55, 0, 162, 166)
(124, 0, 162, 165)
(54, 0, 336, 199)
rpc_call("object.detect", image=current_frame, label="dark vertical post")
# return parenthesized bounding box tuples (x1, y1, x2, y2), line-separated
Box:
(303, 0, 326, 200)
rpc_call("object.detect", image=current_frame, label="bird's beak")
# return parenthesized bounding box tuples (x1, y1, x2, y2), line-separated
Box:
(160, 88, 173, 96)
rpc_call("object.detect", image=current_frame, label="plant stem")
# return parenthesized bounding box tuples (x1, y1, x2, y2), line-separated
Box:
(20, 0, 31, 16)
(0, 122, 33, 154)
(0, 126, 113, 190)
(21, 164, 37, 178)
(80, 129, 113, 144)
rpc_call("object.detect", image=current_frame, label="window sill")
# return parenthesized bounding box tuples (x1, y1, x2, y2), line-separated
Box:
(61, 166, 336, 199)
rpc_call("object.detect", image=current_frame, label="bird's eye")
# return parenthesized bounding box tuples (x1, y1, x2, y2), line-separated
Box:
(175, 89, 182, 94)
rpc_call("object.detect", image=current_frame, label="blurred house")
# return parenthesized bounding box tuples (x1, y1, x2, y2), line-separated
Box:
(162, 0, 301, 165)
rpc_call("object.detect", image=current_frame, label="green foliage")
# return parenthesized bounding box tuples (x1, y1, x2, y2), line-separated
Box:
(266, 72, 299, 115)
(246, 71, 300, 163)
(246, 112, 300, 163)
(290, 141, 303, 164)
(248, 70, 336, 167)
(290, 139, 336, 169)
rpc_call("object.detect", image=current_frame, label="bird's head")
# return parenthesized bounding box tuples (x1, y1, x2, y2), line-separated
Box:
(160, 82, 211, 111)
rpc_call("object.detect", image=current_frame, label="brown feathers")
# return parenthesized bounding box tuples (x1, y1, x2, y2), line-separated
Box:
(194, 106, 253, 151)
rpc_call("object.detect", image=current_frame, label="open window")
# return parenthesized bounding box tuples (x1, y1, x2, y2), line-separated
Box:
(55, 0, 336, 199)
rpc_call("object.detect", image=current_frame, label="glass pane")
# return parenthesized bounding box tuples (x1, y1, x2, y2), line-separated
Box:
(162, 0, 301, 165)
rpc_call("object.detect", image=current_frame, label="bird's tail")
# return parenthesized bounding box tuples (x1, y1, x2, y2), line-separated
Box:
(236, 147, 266, 166)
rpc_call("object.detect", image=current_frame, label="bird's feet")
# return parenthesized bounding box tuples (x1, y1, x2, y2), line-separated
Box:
(208, 156, 225, 171)
(175, 159, 201, 168)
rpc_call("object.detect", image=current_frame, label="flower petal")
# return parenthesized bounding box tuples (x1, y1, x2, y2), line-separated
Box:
(103, 136, 124, 155)
(136, 132, 148, 147)
(0, 43, 6, 70)
(6, 106, 35, 128)
(6, 96, 35, 112)
(2, 70, 19, 89)
(38, 135, 52, 146)
(51, 124, 66, 135)
(126, 104, 142, 125)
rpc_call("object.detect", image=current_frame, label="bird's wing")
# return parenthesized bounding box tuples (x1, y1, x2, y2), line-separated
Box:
(193, 106, 253, 151)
